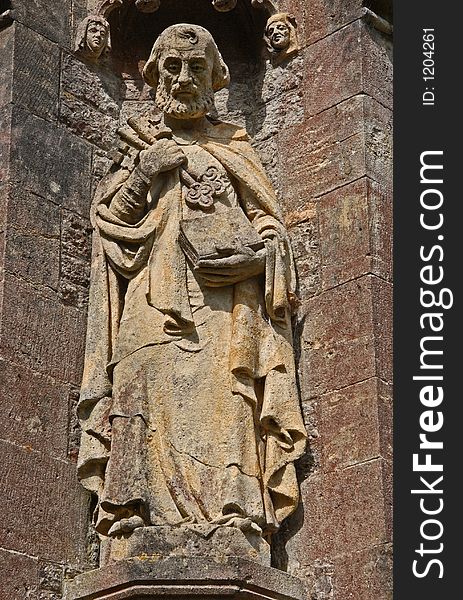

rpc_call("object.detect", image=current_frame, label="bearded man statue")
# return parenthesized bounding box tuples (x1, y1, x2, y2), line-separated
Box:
(76, 23, 306, 558)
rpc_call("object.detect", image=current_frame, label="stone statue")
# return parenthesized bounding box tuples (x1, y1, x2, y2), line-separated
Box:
(75, 15, 111, 61)
(264, 13, 299, 65)
(77, 23, 306, 555)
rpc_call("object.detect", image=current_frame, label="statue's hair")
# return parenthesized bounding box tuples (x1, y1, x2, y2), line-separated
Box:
(75, 15, 111, 55)
(142, 24, 230, 92)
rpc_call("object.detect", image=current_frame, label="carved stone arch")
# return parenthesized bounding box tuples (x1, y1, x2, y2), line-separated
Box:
(362, 0, 393, 36)
(101, 0, 277, 69)
(363, 0, 393, 23)
(0, 0, 13, 29)
(96, 0, 278, 19)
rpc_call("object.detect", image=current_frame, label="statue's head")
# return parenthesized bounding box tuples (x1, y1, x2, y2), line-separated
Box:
(264, 13, 299, 64)
(75, 15, 111, 60)
(143, 24, 230, 120)
(266, 18, 290, 50)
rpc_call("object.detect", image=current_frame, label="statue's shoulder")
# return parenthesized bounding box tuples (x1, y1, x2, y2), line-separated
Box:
(127, 112, 163, 139)
(205, 117, 249, 142)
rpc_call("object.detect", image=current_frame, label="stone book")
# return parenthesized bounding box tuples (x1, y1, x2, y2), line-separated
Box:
(179, 208, 265, 266)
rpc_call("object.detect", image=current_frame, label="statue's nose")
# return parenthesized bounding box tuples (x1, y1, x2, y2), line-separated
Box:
(178, 63, 192, 85)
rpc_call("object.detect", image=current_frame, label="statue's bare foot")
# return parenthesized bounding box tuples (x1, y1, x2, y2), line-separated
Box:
(233, 517, 262, 534)
(108, 515, 145, 537)
(212, 514, 262, 534)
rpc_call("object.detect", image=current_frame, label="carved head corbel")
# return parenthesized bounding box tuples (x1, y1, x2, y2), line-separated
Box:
(264, 12, 299, 65)
(75, 14, 111, 61)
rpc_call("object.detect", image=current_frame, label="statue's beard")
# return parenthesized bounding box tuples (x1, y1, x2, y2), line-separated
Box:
(156, 82, 214, 119)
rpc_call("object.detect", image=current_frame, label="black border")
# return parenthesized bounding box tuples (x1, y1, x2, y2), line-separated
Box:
(394, 1, 460, 595)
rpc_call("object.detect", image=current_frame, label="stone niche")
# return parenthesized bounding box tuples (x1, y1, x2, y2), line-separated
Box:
(106, 0, 269, 67)
(65, 1, 307, 599)
(66, 556, 306, 600)
(98, 0, 291, 139)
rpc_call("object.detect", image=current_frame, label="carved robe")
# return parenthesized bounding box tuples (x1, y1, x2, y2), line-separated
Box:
(77, 115, 306, 536)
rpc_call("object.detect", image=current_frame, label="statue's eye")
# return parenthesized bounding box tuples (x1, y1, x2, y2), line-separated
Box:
(165, 60, 181, 74)
(191, 62, 205, 74)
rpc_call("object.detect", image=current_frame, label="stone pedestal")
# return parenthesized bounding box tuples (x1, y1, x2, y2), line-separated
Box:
(99, 525, 271, 567)
(64, 556, 306, 600)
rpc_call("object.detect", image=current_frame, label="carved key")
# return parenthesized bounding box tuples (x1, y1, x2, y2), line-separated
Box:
(122, 119, 226, 212)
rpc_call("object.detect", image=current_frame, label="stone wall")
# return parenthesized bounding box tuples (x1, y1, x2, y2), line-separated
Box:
(0, 2, 95, 598)
(271, 4, 393, 598)
(0, 1, 392, 598)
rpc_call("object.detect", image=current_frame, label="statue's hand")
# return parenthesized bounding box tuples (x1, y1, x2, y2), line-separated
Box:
(138, 139, 186, 179)
(195, 246, 266, 286)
